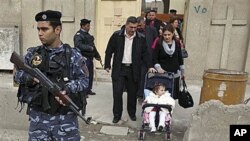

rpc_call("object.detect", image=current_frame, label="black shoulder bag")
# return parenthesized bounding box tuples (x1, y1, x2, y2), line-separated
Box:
(181, 48, 188, 58)
(178, 79, 194, 108)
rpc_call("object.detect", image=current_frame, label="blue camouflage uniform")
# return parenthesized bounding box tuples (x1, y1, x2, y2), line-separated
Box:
(14, 44, 88, 141)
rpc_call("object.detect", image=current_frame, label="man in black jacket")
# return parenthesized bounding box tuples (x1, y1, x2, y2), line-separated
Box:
(104, 16, 156, 123)
(145, 9, 163, 35)
(74, 19, 101, 96)
(137, 16, 158, 101)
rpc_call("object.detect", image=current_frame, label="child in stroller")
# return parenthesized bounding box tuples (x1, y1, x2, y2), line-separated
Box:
(138, 72, 175, 141)
(144, 83, 175, 132)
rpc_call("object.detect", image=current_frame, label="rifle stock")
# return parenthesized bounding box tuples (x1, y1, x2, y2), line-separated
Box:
(10, 51, 91, 124)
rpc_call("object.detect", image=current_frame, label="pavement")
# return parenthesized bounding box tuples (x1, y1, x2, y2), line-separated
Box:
(0, 70, 250, 141)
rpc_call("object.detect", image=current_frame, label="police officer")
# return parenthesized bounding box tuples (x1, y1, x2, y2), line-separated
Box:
(14, 10, 89, 140)
(74, 19, 101, 96)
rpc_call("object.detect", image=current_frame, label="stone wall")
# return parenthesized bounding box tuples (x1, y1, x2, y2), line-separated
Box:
(0, 0, 21, 26)
(184, 0, 250, 80)
(184, 100, 250, 141)
(0, 0, 21, 70)
(0, 0, 96, 57)
(21, 0, 91, 52)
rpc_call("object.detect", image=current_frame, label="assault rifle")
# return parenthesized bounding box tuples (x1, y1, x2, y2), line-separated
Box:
(99, 59, 104, 68)
(10, 51, 91, 124)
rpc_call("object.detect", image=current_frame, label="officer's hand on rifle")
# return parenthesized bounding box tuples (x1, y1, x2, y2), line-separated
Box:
(95, 57, 104, 68)
(55, 90, 67, 106)
(24, 73, 40, 86)
(33, 77, 40, 83)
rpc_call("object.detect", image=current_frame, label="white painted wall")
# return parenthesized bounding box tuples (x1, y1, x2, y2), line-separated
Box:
(170, 0, 186, 14)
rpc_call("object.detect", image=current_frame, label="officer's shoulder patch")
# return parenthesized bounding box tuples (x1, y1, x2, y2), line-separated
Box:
(76, 32, 80, 35)
(31, 53, 42, 66)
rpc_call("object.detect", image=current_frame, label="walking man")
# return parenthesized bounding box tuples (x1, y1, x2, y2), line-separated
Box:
(104, 16, 156, 123)
(136, 16, 158, 102)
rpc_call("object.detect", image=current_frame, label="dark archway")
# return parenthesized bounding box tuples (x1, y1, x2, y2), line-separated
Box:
(162, 0, 170, 13)
(142, 0, 170, 14)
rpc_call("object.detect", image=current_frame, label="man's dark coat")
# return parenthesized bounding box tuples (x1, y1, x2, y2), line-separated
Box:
(104, 29, 153, 82)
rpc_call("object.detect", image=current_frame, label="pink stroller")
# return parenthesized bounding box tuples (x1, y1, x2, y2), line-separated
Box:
(138, 72, 175, 141)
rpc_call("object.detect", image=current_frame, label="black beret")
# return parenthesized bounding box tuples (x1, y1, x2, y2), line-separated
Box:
(80, 19, 91, 24)
(35, 10, 62, 22)
(170, 9, 177, 13)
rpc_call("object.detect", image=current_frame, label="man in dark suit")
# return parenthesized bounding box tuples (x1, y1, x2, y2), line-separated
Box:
(136, 16, 158, 101)
(104, 16, 156, 123)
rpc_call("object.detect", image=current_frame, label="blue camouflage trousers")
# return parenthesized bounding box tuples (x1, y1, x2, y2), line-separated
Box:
(28, 110, 80, 141)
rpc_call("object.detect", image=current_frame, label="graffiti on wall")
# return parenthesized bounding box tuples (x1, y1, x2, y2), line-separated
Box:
(194, 5, 207, 13)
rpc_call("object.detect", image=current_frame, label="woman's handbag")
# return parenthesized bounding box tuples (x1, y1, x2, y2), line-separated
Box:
(181, 48, 188, 58)
(179, 41, 188, 58)
(178, 79, 194, 108)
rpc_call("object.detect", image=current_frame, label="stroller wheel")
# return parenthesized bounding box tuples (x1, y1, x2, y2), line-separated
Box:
(138, 130, 146, 140)
(164, 132, 172, 141)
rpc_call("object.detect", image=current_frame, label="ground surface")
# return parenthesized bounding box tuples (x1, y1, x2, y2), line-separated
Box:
(3, 71, 250, 141)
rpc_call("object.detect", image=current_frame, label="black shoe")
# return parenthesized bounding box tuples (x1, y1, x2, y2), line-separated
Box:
(129, 115, 136, 121)
(112, 117, 120, 123)
(88, 91, 96, 95)
(158, 126, 163, 132)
